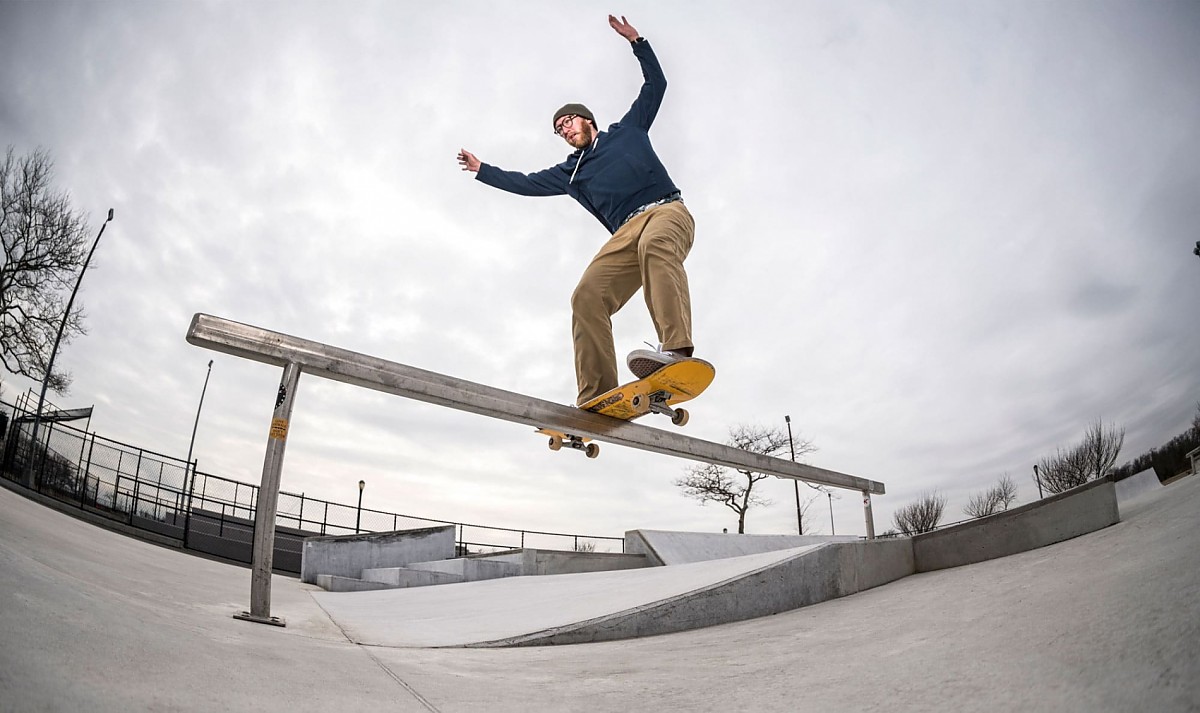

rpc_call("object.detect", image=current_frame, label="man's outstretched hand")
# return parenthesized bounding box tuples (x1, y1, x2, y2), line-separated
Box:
(457, 149, 480, 173)
(608, 15, 639, 42)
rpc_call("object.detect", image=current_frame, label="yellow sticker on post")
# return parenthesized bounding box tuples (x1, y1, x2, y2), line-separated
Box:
(269, 418, 289, 441)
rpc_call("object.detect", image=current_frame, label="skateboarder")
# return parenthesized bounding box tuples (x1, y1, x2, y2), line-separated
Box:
(457, 15, 700, 407)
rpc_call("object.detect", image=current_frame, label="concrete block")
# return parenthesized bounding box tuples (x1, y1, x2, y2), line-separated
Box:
(913, 476, 1119, 572)
(300, 524, 455, 584)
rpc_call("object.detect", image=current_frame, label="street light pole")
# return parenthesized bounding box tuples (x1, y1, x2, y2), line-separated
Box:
(183, 360, 214, 548)
(355, 479, 366, 533)
(28, 208, 114, 487)
(185, 360, 214, 471)
(785, 415, 802, 534)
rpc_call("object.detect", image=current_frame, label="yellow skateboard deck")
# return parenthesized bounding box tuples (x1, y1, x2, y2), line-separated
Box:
(537, 357, 715, 458)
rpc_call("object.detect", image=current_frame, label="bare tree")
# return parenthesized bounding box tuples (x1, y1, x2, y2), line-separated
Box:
(1035, 418, 1125, 495)
(964, 475, 1018, 518)
(675, 423, 816, 534)
(1, 146, 91, 394)
(995, 474, 1018, 509)
(1079, 418, 1125, 479)
(892, 491, 946, 535)
(1035, 443, 1090, 493)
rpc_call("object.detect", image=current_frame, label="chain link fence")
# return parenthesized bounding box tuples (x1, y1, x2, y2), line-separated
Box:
(0, 397, 623, 573)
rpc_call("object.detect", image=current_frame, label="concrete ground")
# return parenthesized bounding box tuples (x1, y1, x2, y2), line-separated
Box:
(1, 474, 1197, 712)
(313, 545, 820, 647)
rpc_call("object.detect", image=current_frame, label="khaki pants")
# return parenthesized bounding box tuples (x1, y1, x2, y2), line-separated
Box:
(571, 200, 695, 405)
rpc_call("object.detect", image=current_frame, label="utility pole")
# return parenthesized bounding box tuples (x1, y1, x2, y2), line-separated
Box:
(183, 360, 214, 548)
(785, 415, 802, 534)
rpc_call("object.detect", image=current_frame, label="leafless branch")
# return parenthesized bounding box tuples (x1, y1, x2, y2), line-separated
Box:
(1, 146, 91, 393)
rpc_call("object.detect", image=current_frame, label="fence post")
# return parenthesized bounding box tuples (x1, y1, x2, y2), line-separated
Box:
(83, 433, 97, 507)
(35, 421, 56, 491)
(235, 361, 300, 628)
(183, 460, 198, 549)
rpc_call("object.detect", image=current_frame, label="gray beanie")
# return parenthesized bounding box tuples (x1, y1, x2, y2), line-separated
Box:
(553, 103, 595, 129)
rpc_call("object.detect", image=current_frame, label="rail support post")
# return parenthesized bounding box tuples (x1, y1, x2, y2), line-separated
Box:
(234, 361, 301, 627)
(862, 490, 876, 540)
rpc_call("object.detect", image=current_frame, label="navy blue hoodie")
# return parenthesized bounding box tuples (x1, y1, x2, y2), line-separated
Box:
(475, 39, 680, 235)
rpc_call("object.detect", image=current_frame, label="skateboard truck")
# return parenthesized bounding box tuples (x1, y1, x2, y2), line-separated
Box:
(541, 430, 600, 458)
(632, 390, 690, 427)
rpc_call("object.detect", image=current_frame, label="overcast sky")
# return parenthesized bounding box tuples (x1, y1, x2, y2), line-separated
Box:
(3, 0, 1198, 541)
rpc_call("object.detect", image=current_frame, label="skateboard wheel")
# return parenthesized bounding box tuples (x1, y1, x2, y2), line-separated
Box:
(671, 408, 690, 427)
(585, 443, 600, 459)
(631, 394, 644, 409)
(548, 435, 563, 451)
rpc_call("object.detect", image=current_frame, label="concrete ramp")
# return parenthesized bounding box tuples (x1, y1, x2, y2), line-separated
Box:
(312, 538, 913, 648)
(1114, 468, 1163, 507)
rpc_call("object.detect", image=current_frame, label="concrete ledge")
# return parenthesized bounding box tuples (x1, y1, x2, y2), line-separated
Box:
(300, 524, 455, 584)
(913, 476, 1119, 572)
(475, 539, 913, 647)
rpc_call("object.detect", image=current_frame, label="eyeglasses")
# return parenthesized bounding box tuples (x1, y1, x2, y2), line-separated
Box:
(554, 114, 579, 137)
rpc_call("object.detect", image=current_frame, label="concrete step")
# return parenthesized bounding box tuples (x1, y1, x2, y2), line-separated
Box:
(404, 558, 522, 582)
(315, 549, 651, 592)
(315, 574, 398, 593)
(361, 566, 465, 588)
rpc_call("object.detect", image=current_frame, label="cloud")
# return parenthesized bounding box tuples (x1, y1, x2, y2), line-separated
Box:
(3, 1, 1199, 539)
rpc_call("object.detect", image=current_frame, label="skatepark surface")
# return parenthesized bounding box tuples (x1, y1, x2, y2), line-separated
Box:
(1, 473, 1197, 712)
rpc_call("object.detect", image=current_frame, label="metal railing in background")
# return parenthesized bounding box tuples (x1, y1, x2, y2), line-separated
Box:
(0, 398, 623, 574)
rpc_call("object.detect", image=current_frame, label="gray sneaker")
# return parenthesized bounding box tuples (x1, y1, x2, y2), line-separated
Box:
(627, 347, 688, 380)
